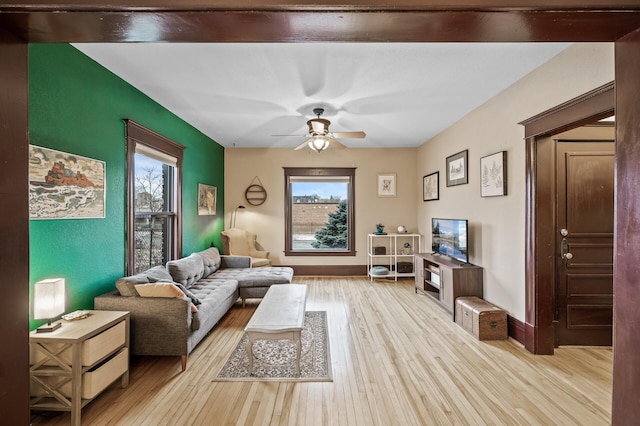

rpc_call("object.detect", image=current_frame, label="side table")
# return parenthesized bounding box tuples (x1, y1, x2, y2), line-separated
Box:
(29, 310, 130, 426)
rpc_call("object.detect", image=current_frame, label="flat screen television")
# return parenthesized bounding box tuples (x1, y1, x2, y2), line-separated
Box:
(431, 218, 469, 263)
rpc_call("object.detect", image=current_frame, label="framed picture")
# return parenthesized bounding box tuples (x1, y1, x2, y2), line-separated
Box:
(29, 145, 106, 219)
(446, 149, 469, 187)
(377, 173, 396, 197)
(423, 171, 439, 201)
(198, 183, 217, 215)
(481, 151, 508, 197)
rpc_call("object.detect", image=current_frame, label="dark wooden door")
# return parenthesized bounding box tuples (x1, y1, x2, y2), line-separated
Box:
(555, 140, 614, 346)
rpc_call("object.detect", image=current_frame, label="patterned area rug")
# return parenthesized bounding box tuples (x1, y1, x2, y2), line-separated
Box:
(214, 311, 332, 382)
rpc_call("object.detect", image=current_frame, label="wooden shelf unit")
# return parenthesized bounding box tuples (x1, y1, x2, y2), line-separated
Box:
(414, 252, 483, 319)
(367, 233, 422, 281)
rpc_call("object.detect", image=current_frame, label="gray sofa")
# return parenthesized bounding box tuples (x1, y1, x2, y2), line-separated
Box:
(94, 247, 293, 371)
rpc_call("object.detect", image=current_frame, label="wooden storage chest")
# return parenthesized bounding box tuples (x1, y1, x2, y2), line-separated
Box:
(455, 296, 507, 340)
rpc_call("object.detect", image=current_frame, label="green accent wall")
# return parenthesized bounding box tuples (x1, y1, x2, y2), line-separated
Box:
(29, 44, 224, 329)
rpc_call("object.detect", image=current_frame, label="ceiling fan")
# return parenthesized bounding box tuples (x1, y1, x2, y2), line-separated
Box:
(276, 108, 366, 152)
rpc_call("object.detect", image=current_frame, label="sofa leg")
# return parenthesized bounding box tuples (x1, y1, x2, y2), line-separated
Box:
(242, 298, 246, 308)
(181, 355, 187, 372)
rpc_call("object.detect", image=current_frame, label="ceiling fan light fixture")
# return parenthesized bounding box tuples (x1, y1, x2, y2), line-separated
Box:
(309, 135, 330, 152)
(282, 106, 365, 152)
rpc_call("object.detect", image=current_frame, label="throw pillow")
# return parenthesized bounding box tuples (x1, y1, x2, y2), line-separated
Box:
(173, 282, 201, 306)
(115, 274, 149, 297)
(144, 265, 174, 283)
(134, 282, 198, 313)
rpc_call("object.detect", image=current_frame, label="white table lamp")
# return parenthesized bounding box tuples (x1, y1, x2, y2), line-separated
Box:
(34, 278, 66, 333)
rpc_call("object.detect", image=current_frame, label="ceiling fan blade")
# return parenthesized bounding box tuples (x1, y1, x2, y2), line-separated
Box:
(272, 134, 308, 137)
(331, 131, 366, 139)
(294, 139, 313, 150)
(327, 138, 347, 150)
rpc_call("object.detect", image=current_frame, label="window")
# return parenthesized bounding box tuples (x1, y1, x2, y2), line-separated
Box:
(284, 167, 355, 256)
(125, 120, 185, 274)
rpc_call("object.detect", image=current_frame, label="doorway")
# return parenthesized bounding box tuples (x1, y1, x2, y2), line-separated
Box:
(521, 82, 615, 355)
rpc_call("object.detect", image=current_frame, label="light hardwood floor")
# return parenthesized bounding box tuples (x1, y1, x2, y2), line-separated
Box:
(30, 277, 613, 425)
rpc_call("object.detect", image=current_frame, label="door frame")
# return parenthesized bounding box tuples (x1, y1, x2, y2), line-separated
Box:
(520, 82, 614, 354)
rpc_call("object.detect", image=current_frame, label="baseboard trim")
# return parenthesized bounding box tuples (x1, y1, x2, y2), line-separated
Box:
(287, 264, 368, 276)
(508, 315, 526, 346)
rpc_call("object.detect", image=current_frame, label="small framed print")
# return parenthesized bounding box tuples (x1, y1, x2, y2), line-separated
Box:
(480, 151, 507, 197)
(423, 171, 439, 202)
(446, 149, 468, 187)
(198, 183, 217, 215)
(377, 173, 396, 197)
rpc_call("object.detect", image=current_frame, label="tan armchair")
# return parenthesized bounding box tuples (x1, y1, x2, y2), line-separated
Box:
(220, 228, 272, 267)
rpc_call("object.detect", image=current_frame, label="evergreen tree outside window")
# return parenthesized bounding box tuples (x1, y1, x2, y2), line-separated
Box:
(312, 200, 348, 249)
(284, 167, 356, 256)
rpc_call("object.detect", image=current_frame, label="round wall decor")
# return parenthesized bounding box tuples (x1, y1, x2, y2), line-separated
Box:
(245, 184, 267, 206)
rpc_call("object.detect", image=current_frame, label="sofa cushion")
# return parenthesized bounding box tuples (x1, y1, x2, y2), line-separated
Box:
(135, 282, 198, 313)
(213, 266, 294, 288)
(139, 265, 200, 305)
(189, 277, 239, 305)
(167, 254, 205, 288)
(145, 265, 174, 283)
(196, 247, 222, 276)
(115, 273, 149, 297)
(188, 277, 239, 331)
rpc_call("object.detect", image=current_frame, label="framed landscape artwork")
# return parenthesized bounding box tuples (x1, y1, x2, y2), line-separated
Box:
(198, 183, 217, 215)
(446, 149, 469, 187)
(423, 171, 439, 201)
(480, 151, 507, 197)
(377, 173, 396, 197)
(29, 145, 106, 219)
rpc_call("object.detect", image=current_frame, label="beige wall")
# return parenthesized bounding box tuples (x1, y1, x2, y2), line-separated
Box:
(417, 43, 614, 321)
(225, 43, 613, 321)
(225, 148, 418, 265)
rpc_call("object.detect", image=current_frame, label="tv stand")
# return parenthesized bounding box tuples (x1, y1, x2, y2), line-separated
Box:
(414, 252, 483, 320)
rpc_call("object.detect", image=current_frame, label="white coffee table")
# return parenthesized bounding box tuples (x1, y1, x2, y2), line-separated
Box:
(245, 284, 308, 376)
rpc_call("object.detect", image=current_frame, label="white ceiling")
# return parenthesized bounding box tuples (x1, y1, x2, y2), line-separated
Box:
(73, 42, 571, 149)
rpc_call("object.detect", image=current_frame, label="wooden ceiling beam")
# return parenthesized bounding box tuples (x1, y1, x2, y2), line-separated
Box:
(2, 0, 640, 12)
(2, 10, 640, 43)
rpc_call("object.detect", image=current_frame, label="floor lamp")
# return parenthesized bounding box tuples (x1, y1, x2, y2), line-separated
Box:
(231, 205, 245, 228)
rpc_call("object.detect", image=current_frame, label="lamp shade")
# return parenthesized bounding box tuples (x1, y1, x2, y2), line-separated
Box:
(34, 278, 66, 321)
